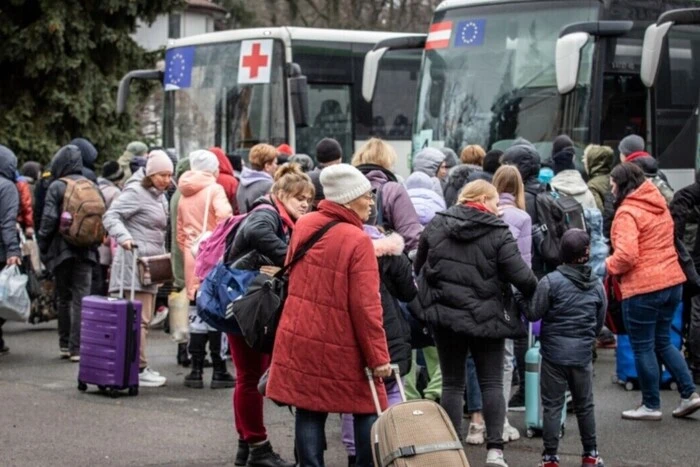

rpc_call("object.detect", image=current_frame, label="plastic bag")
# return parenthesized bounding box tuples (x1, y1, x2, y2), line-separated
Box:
(0, 265, 30, 322)
(168, 289, 190, 343)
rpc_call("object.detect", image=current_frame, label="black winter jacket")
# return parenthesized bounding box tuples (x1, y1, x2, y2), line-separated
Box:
(671, 177, 700, 266)
(37, 145, 97, 272)
(225, 196, 290, 268)
(524, 264, 606, 366)
(443, 164, 481, 207)
(414, 205, 537, 339)
(0, 146, 20, 263)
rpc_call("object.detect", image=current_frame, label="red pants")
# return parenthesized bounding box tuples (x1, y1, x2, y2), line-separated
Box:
(228, 334, 270, 443)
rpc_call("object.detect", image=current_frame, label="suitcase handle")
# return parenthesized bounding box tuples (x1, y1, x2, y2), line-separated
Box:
(118, 244, 139, 302)
(365, 364, 406, 417)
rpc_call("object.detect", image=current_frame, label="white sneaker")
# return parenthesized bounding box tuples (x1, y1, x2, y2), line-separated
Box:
(139, 367, 167, 387)
(485, 448, 508, 467)
(149, 306, 169, 329)
(672, 392, 700, 418)
(621, 405, 662, 420)
(466, 422, 485, 445)
(503, 418, 520, 442)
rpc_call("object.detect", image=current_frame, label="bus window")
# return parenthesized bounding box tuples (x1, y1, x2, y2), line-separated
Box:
(600, 73, 647, 150)
(294, 84, 353, 161)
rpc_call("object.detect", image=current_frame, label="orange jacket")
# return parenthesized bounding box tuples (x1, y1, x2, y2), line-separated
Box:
(606, 180, 685, 299)
(16, 181, 33, 229)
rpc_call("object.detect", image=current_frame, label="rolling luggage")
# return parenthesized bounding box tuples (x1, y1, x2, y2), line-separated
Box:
(613, 302, 683, 391)
(367, 365, 469, 467)
(78, 246, 141, 398)
(524, 323, 567, 438)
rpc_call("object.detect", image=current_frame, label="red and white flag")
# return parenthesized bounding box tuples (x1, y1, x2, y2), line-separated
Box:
(425, 22, 453, 50)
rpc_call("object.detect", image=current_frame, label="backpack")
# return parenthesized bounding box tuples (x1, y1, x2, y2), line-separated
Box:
(535, 187, 586, 270)
(652, 175, 674, 205)
(59, 178, 106, 247)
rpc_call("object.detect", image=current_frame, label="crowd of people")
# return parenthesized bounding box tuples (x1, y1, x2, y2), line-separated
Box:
(1, 132, 700, 467)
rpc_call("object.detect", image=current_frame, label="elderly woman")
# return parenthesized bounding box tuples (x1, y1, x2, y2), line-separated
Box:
(607, 163, 700, 420)
(267, 164, 392, 467)
(103, 150, 173, 388)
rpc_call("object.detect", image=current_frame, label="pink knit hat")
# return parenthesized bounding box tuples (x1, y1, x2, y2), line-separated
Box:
(146, 150, 174, 176)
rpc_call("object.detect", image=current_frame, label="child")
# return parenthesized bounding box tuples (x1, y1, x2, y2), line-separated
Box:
(524, 229, 607, 467)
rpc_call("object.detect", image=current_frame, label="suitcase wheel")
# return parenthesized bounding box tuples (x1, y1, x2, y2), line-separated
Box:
(128, 386, 139, 397)
(108, 389, 119, 399)
(526, 429, 535, 439)
(669, 382, 678, 391)
(78, 381, 87, 392)
(624, 381, 634, 391)
(97, 385, 106, 393)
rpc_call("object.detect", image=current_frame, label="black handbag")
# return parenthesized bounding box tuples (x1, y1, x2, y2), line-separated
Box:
(230, 220, 340, 353)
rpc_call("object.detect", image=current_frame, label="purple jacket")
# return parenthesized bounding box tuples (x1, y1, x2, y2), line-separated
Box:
(499, 193, 532, 267)
(364, 169, 423, 252)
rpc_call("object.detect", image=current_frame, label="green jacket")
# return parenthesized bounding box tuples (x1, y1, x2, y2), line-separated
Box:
(171, 158, 191, 289)
(585, 145, 614, 211)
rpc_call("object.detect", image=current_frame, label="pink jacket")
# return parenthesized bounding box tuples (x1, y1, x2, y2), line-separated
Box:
(177, 171, 233, 300)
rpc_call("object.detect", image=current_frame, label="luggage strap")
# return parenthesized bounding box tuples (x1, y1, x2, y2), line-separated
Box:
(383, 441, 463, 466)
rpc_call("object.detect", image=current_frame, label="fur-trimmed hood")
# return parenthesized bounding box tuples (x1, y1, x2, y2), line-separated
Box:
(371, 232, 405, 257)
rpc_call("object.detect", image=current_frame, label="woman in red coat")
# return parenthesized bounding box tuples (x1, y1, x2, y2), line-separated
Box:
(209, 146, 239, 214)
(267, 163, 392, 467)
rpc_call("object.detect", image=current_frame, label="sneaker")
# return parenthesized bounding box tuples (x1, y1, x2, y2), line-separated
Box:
(509, 389, 525, 412)
(621, 405, 662, 420)
(582, 451, 605, 466)
(539, 454, 560, 467)
(69, 353, 80, 362)
(139, 367, 167, 387)
(150, 306, 169, 329)
(485, 448, 508, 467)
(503, 418, 520, 442)
(60, 348, 70, 359)
(465, 422, 485, 445)
(672, 392, 700, 418)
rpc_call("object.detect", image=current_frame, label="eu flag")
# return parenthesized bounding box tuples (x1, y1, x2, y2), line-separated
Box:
(454, 19, 486, 47)
(164, 46, 195, 89)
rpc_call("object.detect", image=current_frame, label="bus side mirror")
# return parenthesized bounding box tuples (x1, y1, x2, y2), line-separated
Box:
(555, 32, 590, 94)
(362, 48, 388, 103)
(640, 22, 673, 88)
(288, 63, 309, 128)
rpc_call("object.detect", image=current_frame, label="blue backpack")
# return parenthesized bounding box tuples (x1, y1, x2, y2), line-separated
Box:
(196, 263, 257, 334)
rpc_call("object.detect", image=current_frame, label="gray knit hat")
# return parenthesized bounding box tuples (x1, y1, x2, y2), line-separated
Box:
(618, 135, 645, 157)
(320, 164, 371, 205)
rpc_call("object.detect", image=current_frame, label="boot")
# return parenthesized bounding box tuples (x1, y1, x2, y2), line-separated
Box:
(184, 334, 206, 389)
(348, 455, 356, 467)
(247, 441, 295, 467)
(235, 440, 249, 466)
(177, 342, 191, 367)
(209, 331, 235, 389)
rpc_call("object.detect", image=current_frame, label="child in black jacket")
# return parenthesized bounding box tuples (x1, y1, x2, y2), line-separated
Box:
(524, 229, 607, 467)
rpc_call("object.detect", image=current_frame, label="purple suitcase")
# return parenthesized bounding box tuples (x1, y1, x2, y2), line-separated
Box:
(78, 246, 141, 397)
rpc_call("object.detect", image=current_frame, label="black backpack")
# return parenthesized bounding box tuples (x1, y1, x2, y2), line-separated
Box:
(535, 187, 586, 270)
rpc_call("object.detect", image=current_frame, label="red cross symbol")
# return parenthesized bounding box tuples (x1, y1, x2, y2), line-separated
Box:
(242, 43, 269, 79)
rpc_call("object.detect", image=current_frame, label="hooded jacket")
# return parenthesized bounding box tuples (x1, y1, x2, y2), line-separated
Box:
(37, 145, 98, 271)
(607, 180, 686, 299)
(499, 193, 532, 267)
(356, 164, 422, 251)
(671, 171, 700, 267)
(16, 180, 34, 230)
(550, 170, 598, 210)
(525, 264, 606, 366)
(267, 201, 390, 414)
(117, 141, 148, 182)
(414, 204, 537, 338)
(443, 164, 481, 207)
(412, 148, 445, 179)
(0, 145, 20, 263)
(405, 172, 446, 226)
(170, 158, 191, 289)
(102, 170, 169, 295)
(236, 167, 273, 214)
(70, 138, 98, 183)
(177, 170, 233, 300)
(97, 178, 121, 210)
(210, 147, 239, 214)
(585, 146, 613, 211)
(501, 144, 544, 224)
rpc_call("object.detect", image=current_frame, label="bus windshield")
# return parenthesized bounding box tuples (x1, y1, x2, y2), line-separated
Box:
(414, 1, 598, 159)
(162, 40, 286, 158)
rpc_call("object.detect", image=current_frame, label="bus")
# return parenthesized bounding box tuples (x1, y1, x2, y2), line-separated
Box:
(363, 0, 700, 188)
(117, 27, 422, 177)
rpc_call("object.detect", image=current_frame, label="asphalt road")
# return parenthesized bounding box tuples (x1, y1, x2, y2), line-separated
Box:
(1, 320, 698, 467)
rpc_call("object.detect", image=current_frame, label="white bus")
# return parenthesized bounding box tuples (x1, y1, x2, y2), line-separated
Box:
(117, 27, 422, 177)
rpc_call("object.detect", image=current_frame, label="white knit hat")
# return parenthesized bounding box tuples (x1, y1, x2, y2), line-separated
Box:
(320, 164, 372, 205)
(145, 150, 174, 176)
(189, 149, 219, 173)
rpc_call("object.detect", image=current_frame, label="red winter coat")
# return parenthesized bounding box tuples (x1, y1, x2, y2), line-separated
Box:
(210, 147, 240, 214)
(267, 200, 391, 414)
(16, 180, 34, 229)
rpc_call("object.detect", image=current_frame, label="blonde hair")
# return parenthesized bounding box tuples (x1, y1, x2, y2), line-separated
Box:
(249, 143, 278, 171)
(457, 180, 498, 205)
(272, 163, 315, 199)
(460, 145, 486, 166)
(351, 138, 397, 170)
(492, 165, 525, 210)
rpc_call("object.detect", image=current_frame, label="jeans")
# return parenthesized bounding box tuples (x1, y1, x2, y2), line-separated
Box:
(342, 380, 403, 456)
(296, 408, 376, 467)
(465, 354, 483, 413)
(541, 359, 596, 456)
(622, 284, 696, 409)
(434, 328, 505, 450)
(55, 259, 92, 353)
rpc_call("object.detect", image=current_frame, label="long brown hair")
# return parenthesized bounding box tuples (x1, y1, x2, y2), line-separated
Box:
(492, 165, 525, 210)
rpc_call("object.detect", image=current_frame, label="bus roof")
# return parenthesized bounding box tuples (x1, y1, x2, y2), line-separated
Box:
(167, 27, 419, 48)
